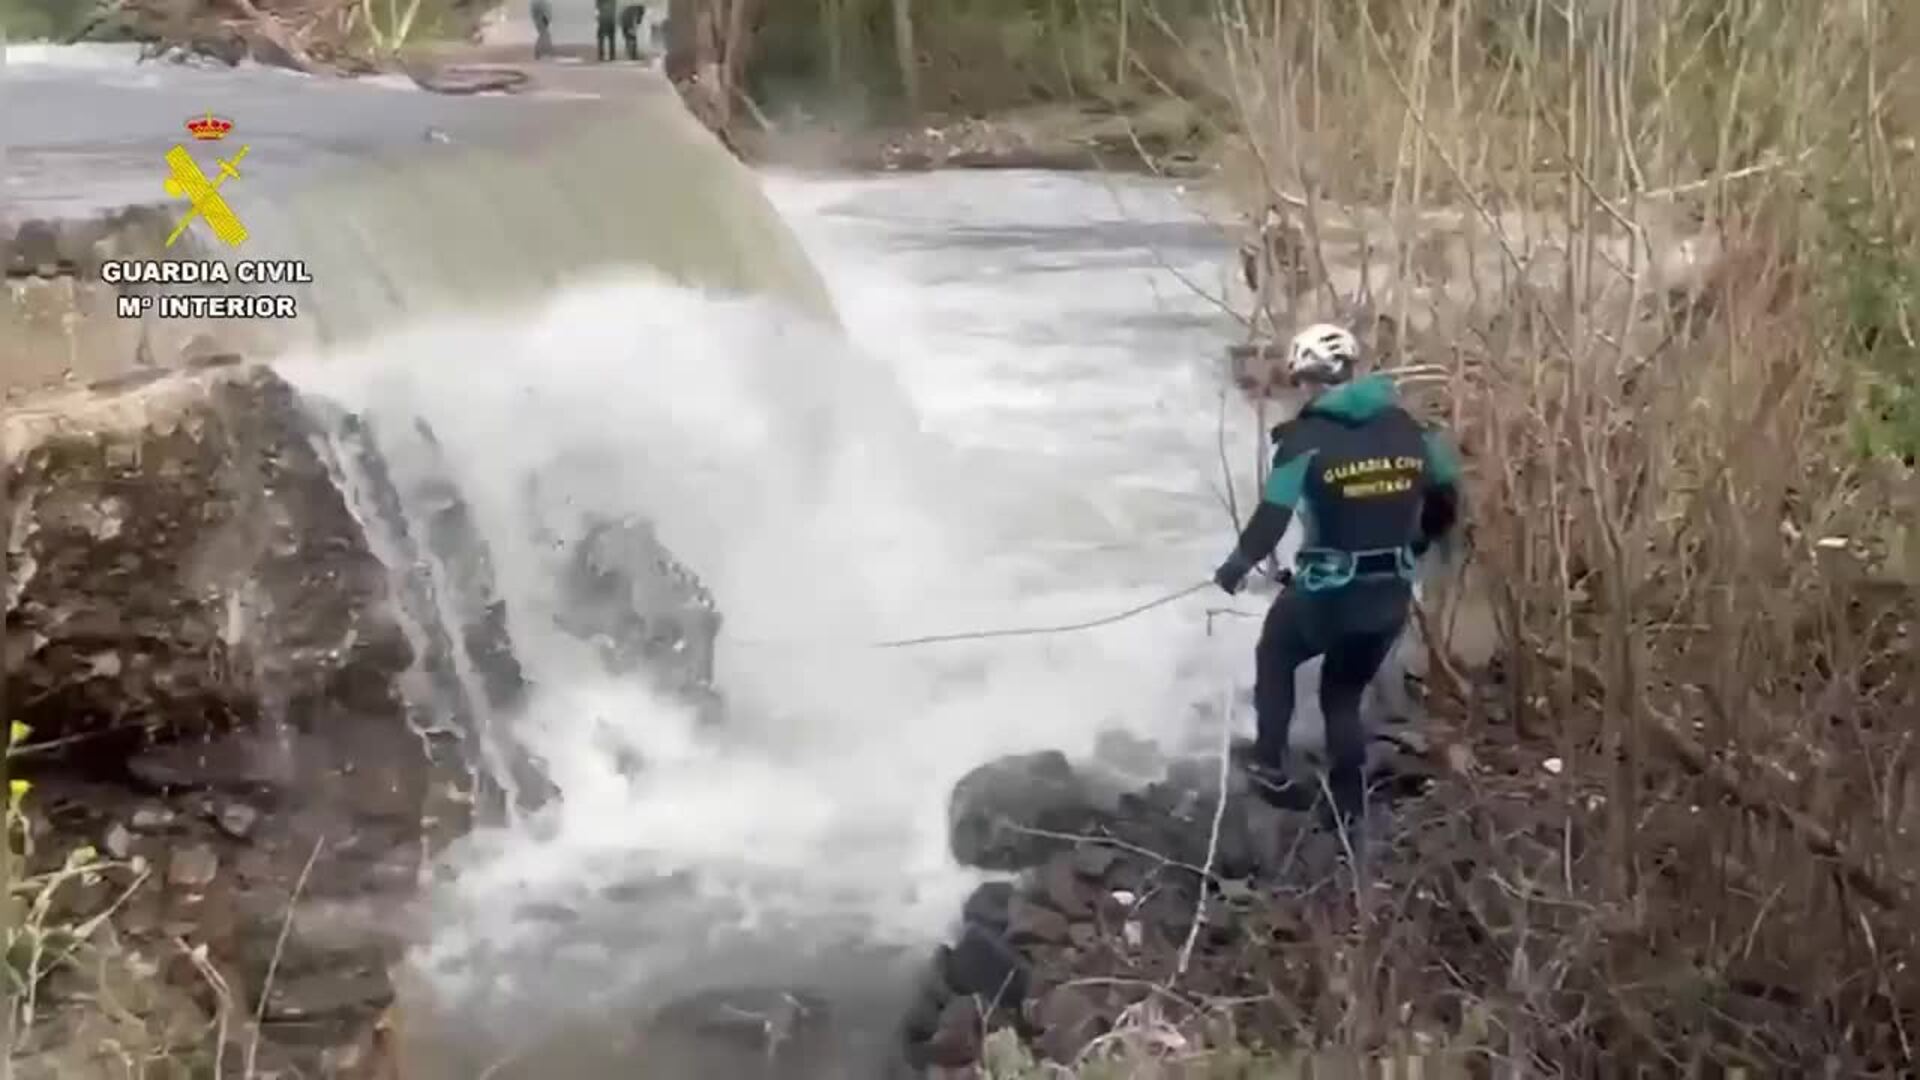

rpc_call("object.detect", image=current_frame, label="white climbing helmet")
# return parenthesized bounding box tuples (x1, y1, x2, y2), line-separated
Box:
(1286, 322, 1360, 386)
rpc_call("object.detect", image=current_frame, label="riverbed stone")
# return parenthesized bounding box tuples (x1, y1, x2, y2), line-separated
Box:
(941, 923, 1030, 1004)
(550, 513, 723, 722)
(923, 998, 984, 1069)
(949, 750, 1106, 870)
(961, 880, 1015, 932)
(1034, 984, 1104, 1064)
(1038, 853, 1099, 917)
(213, 800, 261, 839)
(1006, 895, 1071, 946)
(166, 843, 219, 889)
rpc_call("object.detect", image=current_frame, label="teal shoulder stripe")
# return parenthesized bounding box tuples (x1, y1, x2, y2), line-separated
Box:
(1263, 450, 1314, 507)
(1422, 430, 1462, 486)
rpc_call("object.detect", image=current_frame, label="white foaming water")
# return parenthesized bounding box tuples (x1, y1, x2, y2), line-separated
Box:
(278, 170, 1290, 1034)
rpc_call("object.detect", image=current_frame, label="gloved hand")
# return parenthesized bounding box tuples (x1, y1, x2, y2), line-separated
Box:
(1213, 552, 1254, 595)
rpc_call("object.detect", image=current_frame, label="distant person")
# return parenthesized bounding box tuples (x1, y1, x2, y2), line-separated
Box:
(619, 3, 647, 61)
(530, 0, 553, 58)
(1210, 323, 1463, 849)
(595, 0, 618, 61)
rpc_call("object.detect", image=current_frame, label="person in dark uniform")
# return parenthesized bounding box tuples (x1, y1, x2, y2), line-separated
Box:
(530, 0, 554, 58)
(595, 0, 618, 61)
(1211, 323, 1463, 839)
(619, 3, 647, 60)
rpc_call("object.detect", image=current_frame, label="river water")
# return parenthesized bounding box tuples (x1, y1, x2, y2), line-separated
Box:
(277, 165, 1318, 1075)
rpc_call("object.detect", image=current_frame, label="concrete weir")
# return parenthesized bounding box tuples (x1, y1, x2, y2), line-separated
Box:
(0, 44, 836, 399)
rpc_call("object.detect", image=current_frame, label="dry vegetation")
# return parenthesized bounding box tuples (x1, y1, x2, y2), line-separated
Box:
(0, 0, 484, 69)
(1000, 0, 1919, 1074)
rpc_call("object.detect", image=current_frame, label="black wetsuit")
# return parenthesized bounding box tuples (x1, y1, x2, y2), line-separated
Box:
(595, 0, 618, 61)
(1213, 373, 1462, 827)
(620, 3, 646, 59)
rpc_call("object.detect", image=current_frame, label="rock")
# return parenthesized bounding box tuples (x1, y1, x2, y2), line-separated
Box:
(6, 365, 416, 760)
(949, 751, 1105, 870)
(1140, 886, 1199, 942)
(262, 969, 395, 1021)
(941, 923, 1030, 1003)
(103, 822, 135, 860)
(128, 805, 178, 832)
(167, 843, 219, 889)
(1217, 878, 1258, 905)
(961, 880, 1015, 931)
(213, 801, 260, 839)
(1069, 843, 1119, 880)
(1034, 984, 1103, 1064)
(1006, 896, 1071, 946)
(1214, 795, 1263, 879)
(547, 513, 723, 722)
(901, 961, 956, 1044)
(924, 998, 983, 1069)
(127, 736, 291, 794)
(914, 740, 1449, 1061)
(1, 365, 471, 1073)
(1038, 854, 1099, 917)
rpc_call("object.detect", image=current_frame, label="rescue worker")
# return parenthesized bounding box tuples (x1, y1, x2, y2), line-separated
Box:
(1211, 323, 1462, 837)
(595, 0, 618, 61)
(530, 0, 554, 58)
(619, 3, 647, 60)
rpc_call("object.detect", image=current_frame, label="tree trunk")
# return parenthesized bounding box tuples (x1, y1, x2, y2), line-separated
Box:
(720, 0, 762, 101)
(664, 0, 702, 83)
(889, 0, 919, 114)
(822, 0, 844, 87)
(1115, 0, 1129, 88)
(665, 0, 734, 145)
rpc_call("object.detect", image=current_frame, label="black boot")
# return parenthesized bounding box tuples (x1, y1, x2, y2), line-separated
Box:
(1231, 740, 1316, 811)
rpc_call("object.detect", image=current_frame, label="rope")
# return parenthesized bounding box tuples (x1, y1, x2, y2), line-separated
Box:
(867, 579, 1214, 649)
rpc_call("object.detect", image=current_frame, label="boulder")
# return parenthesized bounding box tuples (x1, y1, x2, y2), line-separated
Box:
(913, 742, 1450, 1068)
(7, 364, 412, 763)
(1033, 984, 1104, 1064)
(2, 363, 467, 1074)
(948, 751, 1106, 870)
(551, 514, 723, 722)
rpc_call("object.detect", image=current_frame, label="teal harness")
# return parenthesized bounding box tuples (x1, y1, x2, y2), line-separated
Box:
(1293, 545, 1419, 592)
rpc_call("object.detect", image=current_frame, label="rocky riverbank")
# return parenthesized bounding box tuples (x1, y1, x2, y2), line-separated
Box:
(901, 655, 1920, 1076)
(902, 730, 1455, 1073)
